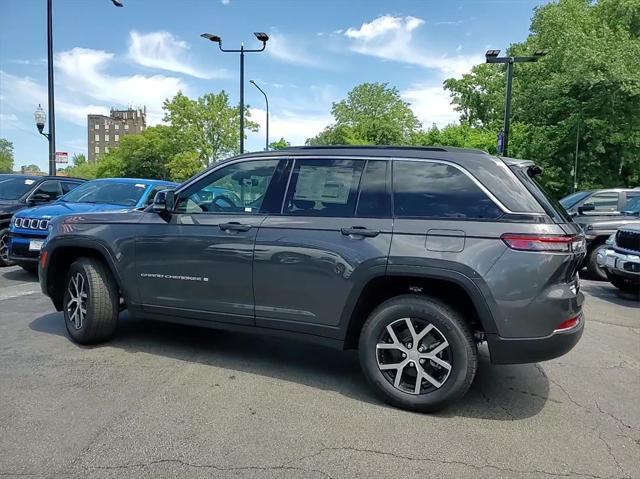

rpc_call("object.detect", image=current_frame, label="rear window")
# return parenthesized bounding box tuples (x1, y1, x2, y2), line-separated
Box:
(511, 166, 572, 222)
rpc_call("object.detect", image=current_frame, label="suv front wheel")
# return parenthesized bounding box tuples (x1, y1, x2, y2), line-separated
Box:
(63, 258, 119, 344)
(359, 295, 477, 412)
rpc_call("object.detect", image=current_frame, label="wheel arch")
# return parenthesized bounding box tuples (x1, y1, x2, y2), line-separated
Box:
(342, 265, 500, 349)
(45, 239, 124, 311)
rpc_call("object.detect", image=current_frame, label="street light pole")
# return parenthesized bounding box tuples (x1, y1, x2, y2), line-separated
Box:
(46, 0, 56, 176)
(201, 32, 269, 154)
(485, 49, 547, 157)
(249, 80, 269, 151)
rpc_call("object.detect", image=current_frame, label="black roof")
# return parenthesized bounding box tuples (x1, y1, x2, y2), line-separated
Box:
(232, 145, 493, 163)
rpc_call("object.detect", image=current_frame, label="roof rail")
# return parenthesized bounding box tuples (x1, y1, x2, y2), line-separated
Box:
(281, 145, 449, 152)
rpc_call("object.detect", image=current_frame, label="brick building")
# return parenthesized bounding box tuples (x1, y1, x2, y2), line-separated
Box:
(87, 107, 146, 162)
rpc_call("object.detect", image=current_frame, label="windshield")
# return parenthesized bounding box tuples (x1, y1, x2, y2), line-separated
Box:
(0, 177, 37, 200)
(60, 181, 149, 207)
(623, 197, 640, 215)
(559, 191, 590, 209)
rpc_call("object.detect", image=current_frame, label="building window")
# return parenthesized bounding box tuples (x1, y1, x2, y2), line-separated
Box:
(105, 147, 109, 153)
(124, 124, 129, 130)
(94, 134, 99, 141)
(105, 134, 109, 142)
(114, 134, 119, 141)
(95, 146, 100, 154)
(94, 124, 99, 130)
(115, 124, 119, 130)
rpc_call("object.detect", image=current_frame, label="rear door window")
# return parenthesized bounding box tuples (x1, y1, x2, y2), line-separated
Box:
(31, 180, 62, 200)
(356, 160, 391, 218)
(584, 192, 619, 213)
(283, 159, 364, 217)
(392, 161, 502, 219)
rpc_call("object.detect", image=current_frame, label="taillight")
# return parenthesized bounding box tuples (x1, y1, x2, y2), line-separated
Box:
(554, 315, 580, 333)
(501, 234, 584, 253)
(40, 250, 48, 270)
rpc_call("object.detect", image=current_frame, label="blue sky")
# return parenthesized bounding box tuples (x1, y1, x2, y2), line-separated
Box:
(0, 0, 549, 171)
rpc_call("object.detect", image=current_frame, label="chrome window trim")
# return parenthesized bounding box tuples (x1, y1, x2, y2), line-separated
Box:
(174, 154, 546, 216)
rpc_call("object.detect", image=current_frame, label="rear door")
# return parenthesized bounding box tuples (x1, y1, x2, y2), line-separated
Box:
(253, 158, 393, 337)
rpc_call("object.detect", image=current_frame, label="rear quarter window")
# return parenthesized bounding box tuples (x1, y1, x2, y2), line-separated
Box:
(392, 161, 502, 220)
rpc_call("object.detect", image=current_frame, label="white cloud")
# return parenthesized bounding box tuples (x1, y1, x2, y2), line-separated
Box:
(221, 0, 230, 4)
(344, 15, 480, 77)
(55, 47, 187, 124)
(248, 107, 331, 146)
(401, 84, 459, 127)
(267, 33, 326, 68)
(128, 31, 227, 79)
(0, 70, 112, 127)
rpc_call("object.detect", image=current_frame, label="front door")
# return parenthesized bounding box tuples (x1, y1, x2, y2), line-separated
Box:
(135, 158, 283, 325)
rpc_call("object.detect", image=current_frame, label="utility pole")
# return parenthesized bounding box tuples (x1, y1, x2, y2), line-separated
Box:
(46, 0, 56, 175)
(485, 49, 547, 157)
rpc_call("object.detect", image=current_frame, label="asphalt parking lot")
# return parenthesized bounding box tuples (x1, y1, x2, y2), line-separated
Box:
(0, 266, 638, 479)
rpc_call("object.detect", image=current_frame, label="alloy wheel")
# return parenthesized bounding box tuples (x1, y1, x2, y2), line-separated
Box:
(0, 233, 9, 263)
(67, 272, 88, 330)
(376, 317, 452, 395)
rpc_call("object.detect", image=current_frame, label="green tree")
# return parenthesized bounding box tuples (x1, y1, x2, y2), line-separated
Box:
(442, 0, 640, 195)
(168, 151, 203, 182)
(307, 82, 421, 145)
(269, 137, 291, 150)
(22, 164, 41, 174)
(163, 91, 258, 166)
(0, 138, 14, 173)
(71, 153, 86, 166)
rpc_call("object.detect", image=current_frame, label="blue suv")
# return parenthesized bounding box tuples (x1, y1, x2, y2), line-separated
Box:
(9, 178, 176, 272)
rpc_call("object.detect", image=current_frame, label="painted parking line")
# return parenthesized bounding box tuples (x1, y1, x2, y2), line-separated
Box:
(0, 284, 42, 301)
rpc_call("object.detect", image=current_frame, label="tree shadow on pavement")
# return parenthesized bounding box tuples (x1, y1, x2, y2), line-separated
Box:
(30, 311, 549, 420)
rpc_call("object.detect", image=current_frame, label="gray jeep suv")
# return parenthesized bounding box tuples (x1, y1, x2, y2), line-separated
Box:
(39, 146, 586, 412)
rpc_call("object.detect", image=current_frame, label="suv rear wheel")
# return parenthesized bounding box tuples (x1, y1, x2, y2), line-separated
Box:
(586, 243, 608, 281)
(359, 295, 477, 413)
(63, 258, 119, 344)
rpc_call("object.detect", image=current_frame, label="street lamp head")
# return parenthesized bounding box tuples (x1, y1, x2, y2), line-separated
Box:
(249, 80, 257, 86)
(485, 49, 501, 58)
(111, 0, 124, 7)
(34, 104, 46, 133)
(534, 50, 548, 57)
(200, 33, 221, 43)
(254, 32, 269, 43)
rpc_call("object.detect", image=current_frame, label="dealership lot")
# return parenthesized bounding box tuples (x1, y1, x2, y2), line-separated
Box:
(0, 266, 638, 479)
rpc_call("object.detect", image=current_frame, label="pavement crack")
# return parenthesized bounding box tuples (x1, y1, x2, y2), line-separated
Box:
(479, 390, 516, 420)
(595, 401, 637, 432)
(292, 445, 609, 479)
(598, 432, 624, 475)
(87, 458, 334, 478)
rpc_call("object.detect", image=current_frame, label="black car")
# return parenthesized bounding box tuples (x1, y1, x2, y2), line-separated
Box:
(0, 174, 85, 267)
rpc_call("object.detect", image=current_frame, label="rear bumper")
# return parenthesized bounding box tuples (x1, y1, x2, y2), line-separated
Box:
(487, 313, 584, 365)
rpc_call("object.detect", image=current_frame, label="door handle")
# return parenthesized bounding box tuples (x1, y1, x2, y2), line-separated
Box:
(341, 226, 380, 238)
(219, 222, 252, 232)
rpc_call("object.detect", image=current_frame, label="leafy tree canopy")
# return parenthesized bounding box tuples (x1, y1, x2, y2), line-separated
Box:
(0, 138, 14, 173)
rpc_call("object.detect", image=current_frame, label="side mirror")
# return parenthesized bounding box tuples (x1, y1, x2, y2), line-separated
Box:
(29, 192, 53, 205)
(152, 189, 175, 214)
(577, 204, 596, 214)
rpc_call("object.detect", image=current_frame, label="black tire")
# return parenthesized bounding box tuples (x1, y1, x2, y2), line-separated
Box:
(586, 243, 608, 281)
(0, 228, 14, 267)
(359, 294, 477, 413)
(63, 258, 119, 344)
(609, 273, 640, 296)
